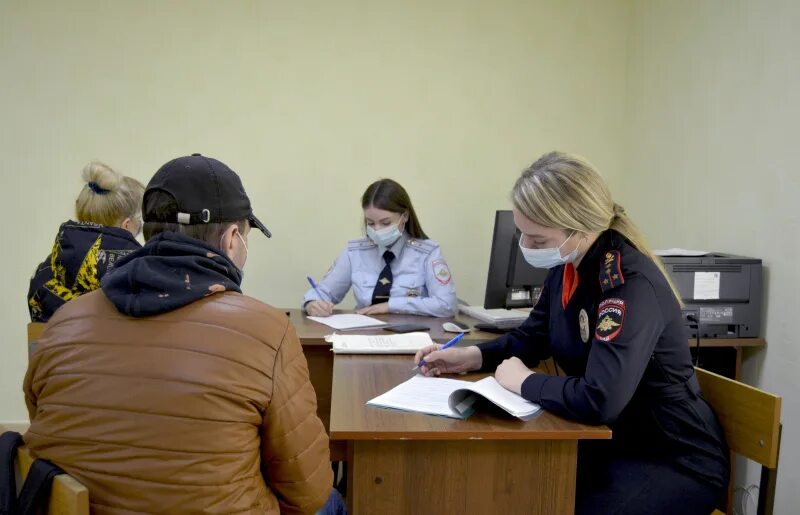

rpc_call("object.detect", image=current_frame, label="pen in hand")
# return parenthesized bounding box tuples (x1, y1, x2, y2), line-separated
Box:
(306, 276, 334, 316)
(307, 276, 323, 299)
(412, 332, 466, 372)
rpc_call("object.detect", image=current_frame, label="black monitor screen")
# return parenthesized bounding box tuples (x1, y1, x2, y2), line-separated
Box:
(484, 210, 549, 309)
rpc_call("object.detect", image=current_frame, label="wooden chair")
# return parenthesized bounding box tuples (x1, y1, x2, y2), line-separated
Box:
(14, 447, 89, 515)
(28, 322, 46, 344)
(695, 367, 782, 515)
(21, 324, 89, 513)
(27, 322, 46, 359)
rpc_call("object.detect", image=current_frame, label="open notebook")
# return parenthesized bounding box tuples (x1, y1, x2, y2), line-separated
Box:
(325, 333, 434, 354)
(367, 375, 541, 420)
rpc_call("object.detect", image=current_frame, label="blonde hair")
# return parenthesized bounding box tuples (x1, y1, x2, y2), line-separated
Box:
(75, 161, 145, 227)
(512, 151, 682, 305)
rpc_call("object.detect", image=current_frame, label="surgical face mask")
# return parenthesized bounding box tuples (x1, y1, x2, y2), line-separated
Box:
(236, 232, 248, 268)
(221, 231, 248, 270)
(519, 231, 580, 269)
(367, 224, 402, 247)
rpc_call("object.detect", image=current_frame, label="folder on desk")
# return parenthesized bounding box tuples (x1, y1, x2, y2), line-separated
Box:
(325, 332, 434, 354)
(367, 375, 541, 420)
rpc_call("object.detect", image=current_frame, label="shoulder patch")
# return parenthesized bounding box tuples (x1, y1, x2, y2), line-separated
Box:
(599, 250, 625, 292)
(347, 238, 376, 251)
(595, 298, 626, 342)
(406, 238, 437, 254)
(432, 258, 452, 285)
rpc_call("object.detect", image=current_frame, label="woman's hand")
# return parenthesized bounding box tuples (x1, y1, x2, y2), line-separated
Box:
(306, 300, 335, 317)
(495, 357, 534, 395)
(356, 302, 389, 315)
(413, 345, 482, 377)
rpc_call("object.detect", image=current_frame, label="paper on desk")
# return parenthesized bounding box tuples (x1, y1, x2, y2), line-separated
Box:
(458, 377, 540, 419)
(325, 332, 434, 354)
(307, 313, 386, 330)
(367, 375, 541, 420)
(654, 248, 710, 257)
(367, 375, 469, 418)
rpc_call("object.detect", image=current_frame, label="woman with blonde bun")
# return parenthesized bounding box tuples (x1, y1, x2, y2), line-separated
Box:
(28, 161, 145, 322)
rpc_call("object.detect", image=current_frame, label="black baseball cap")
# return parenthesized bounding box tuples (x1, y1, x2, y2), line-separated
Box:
(143, 153, 271, 238)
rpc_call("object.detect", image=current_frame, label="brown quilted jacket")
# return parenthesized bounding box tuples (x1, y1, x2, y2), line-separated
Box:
(23, 290, 332, 514)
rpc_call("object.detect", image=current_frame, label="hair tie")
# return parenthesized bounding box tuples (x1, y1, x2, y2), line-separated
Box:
(88, 181, 109, 195)
(612, 203, 625, 216)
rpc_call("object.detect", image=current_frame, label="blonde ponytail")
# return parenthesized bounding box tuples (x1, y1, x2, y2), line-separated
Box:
(75, 161, 145, 227)
(609, 202, 683, 306)
(512, 152, 683, 306)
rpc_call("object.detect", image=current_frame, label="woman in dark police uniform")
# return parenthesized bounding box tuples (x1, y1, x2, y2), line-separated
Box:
(415, 152, 729, 514)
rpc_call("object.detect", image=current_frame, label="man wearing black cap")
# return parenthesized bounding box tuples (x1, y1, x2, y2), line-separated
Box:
(23, 155, 343, 514)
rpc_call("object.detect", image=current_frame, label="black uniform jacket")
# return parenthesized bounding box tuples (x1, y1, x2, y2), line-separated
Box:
(478, 230, 729, 489)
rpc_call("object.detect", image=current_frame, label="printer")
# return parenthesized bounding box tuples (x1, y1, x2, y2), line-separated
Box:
(659, 253, 763, 338)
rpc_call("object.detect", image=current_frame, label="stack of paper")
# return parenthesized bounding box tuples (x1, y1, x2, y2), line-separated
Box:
(325, 333, 434, 354)
(367, 375, 541, 420)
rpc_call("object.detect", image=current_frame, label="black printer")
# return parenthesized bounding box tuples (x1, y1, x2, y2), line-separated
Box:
(659, 253, 763, 338)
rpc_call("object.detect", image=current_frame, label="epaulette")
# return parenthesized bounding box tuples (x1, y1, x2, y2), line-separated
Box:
(599, 250, 625, 292)
(347, 238, 377, 251)
(406, 238, 437, 254)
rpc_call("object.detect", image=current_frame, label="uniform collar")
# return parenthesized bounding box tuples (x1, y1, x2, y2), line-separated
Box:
(576, 230, 621, 280)
(378, 232, 407, 258)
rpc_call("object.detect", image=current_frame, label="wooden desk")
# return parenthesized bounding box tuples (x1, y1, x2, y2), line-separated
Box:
(287, 308, 497, 345)
(287, 309, 765, 458)
(288, 309, 495, 461)
(330, 355, 611, 514)
(689, 337, 766, 380)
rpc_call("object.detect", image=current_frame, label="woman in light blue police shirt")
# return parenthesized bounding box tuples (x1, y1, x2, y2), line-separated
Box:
(304, 179, 457, 318)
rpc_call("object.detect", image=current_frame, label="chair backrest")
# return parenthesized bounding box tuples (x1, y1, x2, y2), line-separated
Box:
(28, 322, 46, 345)
(15, 447, 89, 515)
(695, 367, 782, 515)
(27, 322, 46, 360)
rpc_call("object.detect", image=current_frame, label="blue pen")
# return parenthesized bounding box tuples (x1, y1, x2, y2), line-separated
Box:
(306, 276, 323, 299)
(412, 332, 466, 371)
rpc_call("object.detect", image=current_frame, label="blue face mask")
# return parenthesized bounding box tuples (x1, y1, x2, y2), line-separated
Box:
(519, 231, 580, 269)
(367, 224, 403, 247)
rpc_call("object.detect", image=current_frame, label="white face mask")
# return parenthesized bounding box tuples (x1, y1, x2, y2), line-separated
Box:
(367, 223, 403, 247)
(221, 231, 248, 270)
(519, 231, 580, 269)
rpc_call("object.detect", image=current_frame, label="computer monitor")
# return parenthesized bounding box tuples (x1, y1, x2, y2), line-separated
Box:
(484, 210, 549, 309)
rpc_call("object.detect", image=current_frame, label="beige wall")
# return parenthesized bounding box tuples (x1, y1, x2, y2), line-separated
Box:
(623, 0, 800, 509)
(4, 0, 799, 510)
(0, 1, 630, 422)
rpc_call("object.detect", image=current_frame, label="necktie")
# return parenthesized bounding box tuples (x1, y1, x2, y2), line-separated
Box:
(371, 250, 395, 305)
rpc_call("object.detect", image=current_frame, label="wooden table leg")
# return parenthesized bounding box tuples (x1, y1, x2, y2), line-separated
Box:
(348, 439, 577, 515)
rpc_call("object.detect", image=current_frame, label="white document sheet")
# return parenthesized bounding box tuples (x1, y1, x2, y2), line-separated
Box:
(307, 314, 387, 330)
(694, 271, 721, 300)
(367, 376, 469, 418)
(325, 333, 434, 354)
(367, 375, 541, 420)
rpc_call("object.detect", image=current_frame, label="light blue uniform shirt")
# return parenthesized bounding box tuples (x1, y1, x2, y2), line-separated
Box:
(303, 234, 457, 317)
